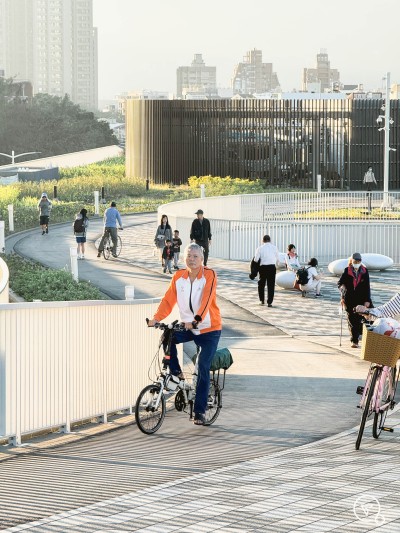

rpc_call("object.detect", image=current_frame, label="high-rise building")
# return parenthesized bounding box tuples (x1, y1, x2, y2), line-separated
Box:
(302, 50, 340, 92)
(0, 0, 98, 110)
(176, 54, 217, 98)
(231, 49, 280, 95)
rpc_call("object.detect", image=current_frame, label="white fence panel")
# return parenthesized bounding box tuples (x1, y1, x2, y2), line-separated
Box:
(0, 299, 180, 444)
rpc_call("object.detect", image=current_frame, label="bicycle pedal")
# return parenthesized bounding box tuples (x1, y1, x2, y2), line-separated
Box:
(382, 427, 394, 433)
(356, 386, 364, 395)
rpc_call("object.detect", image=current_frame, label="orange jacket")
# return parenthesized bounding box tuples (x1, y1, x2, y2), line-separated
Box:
(154, 267, 221, 334)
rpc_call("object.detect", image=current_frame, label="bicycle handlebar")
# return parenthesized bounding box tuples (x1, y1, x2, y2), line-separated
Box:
(146, 318, 187, 331)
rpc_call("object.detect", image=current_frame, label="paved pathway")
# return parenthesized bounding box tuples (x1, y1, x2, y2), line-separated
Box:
(2, 214, 400, 532)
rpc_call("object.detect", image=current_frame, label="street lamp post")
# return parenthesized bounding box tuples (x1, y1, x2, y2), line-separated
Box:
(0, 150, 41, 165)
(377, 72, 396, 207)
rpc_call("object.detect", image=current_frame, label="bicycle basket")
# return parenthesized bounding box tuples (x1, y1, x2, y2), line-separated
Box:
(210, 348, 233, 372)
(360, 325, 400, 367)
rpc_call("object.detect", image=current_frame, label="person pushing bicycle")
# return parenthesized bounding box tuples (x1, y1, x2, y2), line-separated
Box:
(97, 201, 123, 258)
(148, 243, 222, 426)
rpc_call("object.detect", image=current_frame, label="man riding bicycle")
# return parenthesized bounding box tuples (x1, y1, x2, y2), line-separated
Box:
(148, 243, 222, 426)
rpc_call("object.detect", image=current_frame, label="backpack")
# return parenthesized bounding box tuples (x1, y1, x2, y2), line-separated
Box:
(296, 266, 309, 285)
(73, 217, 85, 233)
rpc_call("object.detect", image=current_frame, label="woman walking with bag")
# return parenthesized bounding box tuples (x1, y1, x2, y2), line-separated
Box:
(73, 208, 89, 259)
(154, 214, 172, 269)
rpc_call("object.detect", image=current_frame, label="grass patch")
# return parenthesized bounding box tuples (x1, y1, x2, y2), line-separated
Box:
(2, 254, 104, 302)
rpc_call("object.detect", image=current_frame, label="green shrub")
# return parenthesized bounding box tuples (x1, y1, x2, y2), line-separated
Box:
(2, 254, 104, 301)
(188, 175, 264, 196)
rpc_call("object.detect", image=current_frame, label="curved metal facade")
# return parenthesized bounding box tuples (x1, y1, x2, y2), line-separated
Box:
(126, 99, 400, 189)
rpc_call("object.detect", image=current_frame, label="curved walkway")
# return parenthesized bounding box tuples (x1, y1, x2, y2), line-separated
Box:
(2, 215, 400, 532)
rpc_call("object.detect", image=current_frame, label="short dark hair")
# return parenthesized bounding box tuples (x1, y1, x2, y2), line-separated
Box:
(174, 229, 179, 233)
(287, 244, 295, 252)
(263, 235, 271, 243)
(110, 201, 116, 207)
(166, 239, 172, 243)
(308, 257, 318, 267)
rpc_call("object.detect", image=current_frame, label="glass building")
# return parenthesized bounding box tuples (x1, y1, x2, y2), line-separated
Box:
(126, 98, 400, 190)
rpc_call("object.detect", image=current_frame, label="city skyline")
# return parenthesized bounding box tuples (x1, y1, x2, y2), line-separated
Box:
(93, 0, 400, 100)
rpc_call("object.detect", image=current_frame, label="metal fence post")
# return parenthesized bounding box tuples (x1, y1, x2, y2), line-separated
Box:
(94, 191, 99, 215)
(0, 221, 5, 252)
(7, 204, 14, 232)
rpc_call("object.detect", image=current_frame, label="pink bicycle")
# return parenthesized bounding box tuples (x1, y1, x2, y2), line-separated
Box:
(355, 324, 400, 450)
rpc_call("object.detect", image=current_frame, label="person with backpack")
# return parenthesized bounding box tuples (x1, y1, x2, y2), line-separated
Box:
(73, 208, 89, 259)
(299, 257, 322, 298)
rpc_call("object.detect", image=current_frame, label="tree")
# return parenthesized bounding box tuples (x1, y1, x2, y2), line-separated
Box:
(0, 83, 118, 165)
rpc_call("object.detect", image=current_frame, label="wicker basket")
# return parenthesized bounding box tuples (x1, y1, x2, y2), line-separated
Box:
(360, 325, 400, 367)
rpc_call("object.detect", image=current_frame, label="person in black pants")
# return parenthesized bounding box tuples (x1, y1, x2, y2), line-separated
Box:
(253, 235, 280, 307)
(338, 252, 372, 348)
(190, 209, 212, 266)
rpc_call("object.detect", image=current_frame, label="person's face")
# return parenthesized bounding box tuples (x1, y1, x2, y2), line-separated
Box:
(174, 232, 179, 238)
(162, 216, 167, 224)
(197, 214, 204, 220)
(352, 259, 361, 270)
(185, 249, 203, 270)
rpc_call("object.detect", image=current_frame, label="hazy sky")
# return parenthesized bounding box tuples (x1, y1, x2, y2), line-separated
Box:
(93, 0, 399, 100)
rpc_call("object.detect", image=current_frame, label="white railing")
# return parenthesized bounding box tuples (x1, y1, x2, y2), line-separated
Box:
(0, 257, 9, 303)
(159, 193, 400, 264)
(0, 299, 179, 445)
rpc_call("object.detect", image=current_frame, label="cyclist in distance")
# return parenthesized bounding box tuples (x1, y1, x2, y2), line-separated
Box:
(148, 243, 222, 426)
(97, 201, 123, 258)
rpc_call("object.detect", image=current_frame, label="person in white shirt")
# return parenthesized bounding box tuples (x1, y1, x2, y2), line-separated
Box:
(300, 257, 322, 297)
(285, 244, 301, 272)
(254, 235, 280, 307)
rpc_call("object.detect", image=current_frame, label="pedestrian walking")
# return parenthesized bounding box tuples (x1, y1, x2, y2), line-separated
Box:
(338, 252, 372, 348)
(363, 166, 377, 191)
(253, 235, 280, 307)
(172, 230, 182, 270)
(162, 240, 174, 274)
(97, 201, 123, 258)
(37, 192, 52, 235)
(190, 209, 212, 266)
(73, 208, 89, 259)
(154, 214, 172, 267)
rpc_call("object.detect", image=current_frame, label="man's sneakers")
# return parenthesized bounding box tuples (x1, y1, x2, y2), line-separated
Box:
(97, 252, 101, 258)
(42, 230, 45, 235)
(46, 227, 48, 234)
(259, 301, 265, 306)
(301, 291, 306, 297)
(163, 267, 167, 273)
(351, 342, 359, 348)
(315, 293, 322, 298)
(268, 303, 273, 307)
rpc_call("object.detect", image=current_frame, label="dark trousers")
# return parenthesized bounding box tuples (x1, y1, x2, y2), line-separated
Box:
(197, 241, 209, 266)
(169, 329, 221, 415)
(346, 307, 363, 344)
(258, 264, 276, 304)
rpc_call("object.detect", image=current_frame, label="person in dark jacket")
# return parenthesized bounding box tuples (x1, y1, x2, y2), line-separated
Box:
(338, 252, 372, 348)
(190, 209, 212, 266)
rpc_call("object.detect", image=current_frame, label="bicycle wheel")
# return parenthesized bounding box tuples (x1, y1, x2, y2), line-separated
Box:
(355, 366, 380, 450)
(373, 367, 396, 439)
(115, 235, 122, 257)
(204, 381, 222, 426)
(135, 384, 166, 434)
(103, 236, 112, 260)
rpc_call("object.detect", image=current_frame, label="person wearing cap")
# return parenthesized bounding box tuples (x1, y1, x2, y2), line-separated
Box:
(190, 209, 212, 266)
(97, 201, 123, 258)
(37, 192, 52, 235)
(338, 253, 372, 348)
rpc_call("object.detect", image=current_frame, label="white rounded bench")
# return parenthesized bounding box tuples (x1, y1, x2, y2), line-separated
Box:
(277, 252, 287, 270)
(276, 270, 296, 289)
(328, 253, 394, 276)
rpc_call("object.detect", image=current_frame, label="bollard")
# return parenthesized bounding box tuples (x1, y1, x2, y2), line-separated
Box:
(70, 247, 79, 282)
(0, 221, 4, 252)
(200, 184, 205, 198)
(53, 185, 58, 200)
(317, 174, 321, 194)
(146, 178, 149, 191)
(125, 285, 135, 300)
(101, 186, 106, 204)
(7, 204, 14, 232)
(94, 190, 99, 215)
